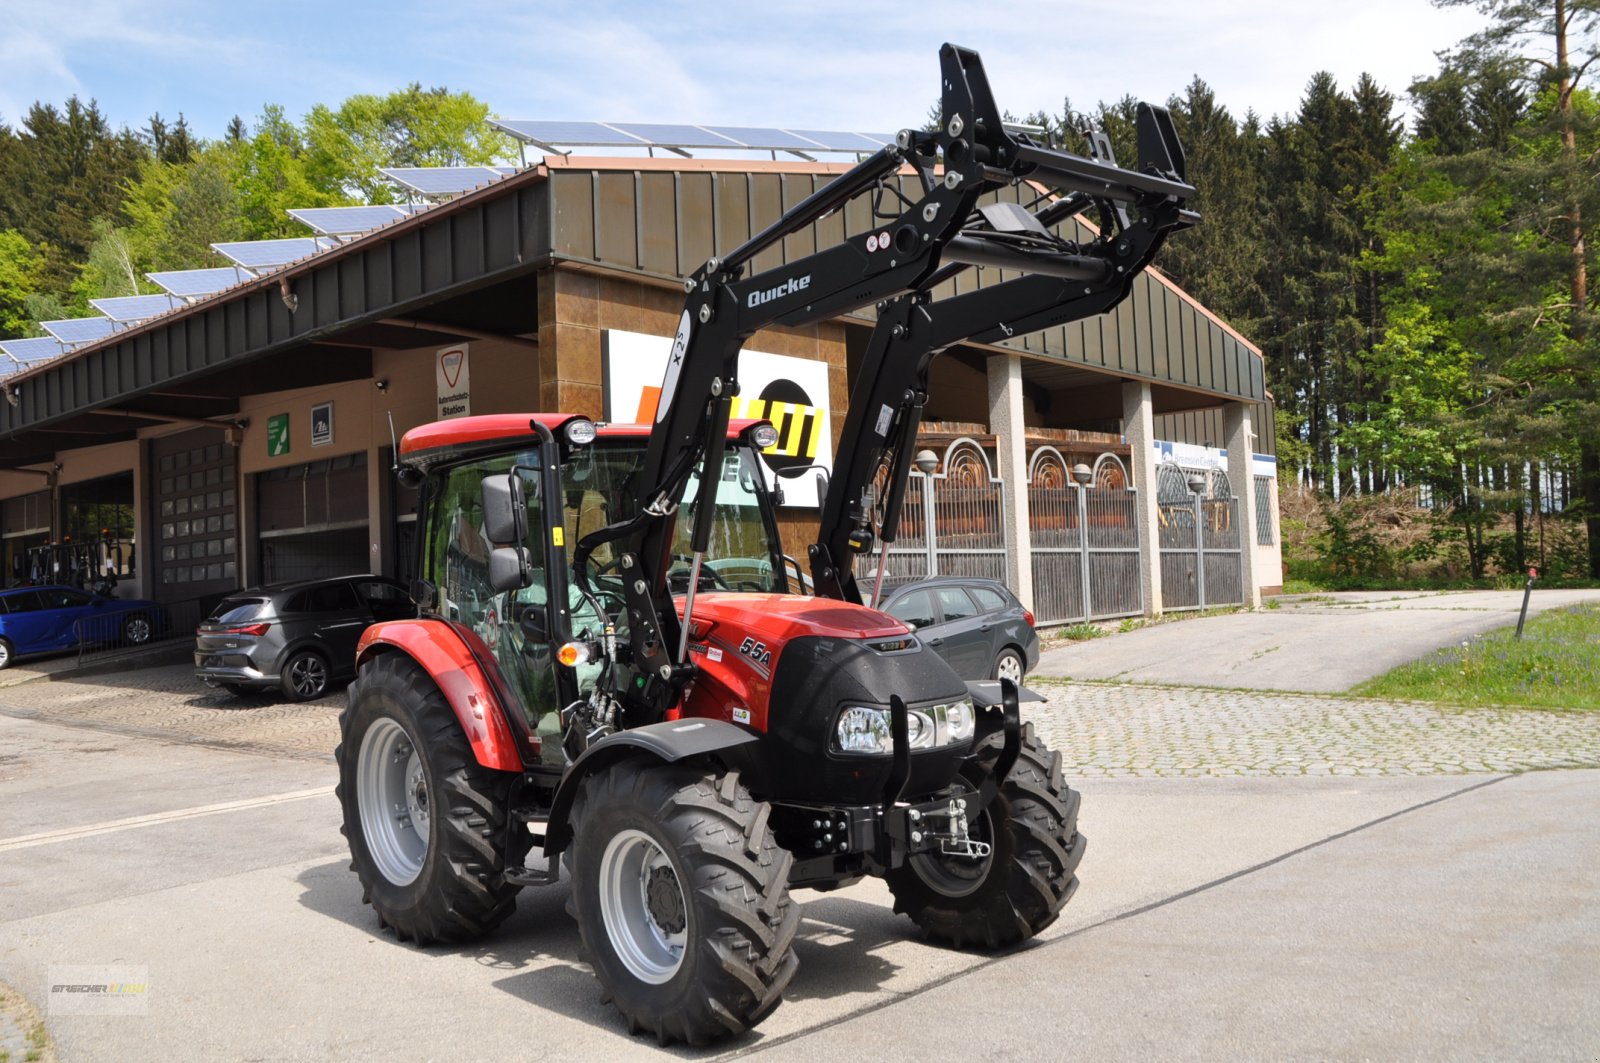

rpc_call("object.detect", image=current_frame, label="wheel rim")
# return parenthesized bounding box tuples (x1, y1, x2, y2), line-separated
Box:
(996, 652, 1023, 684)
(0, 642, 10, 667)
(908, 787, 996, 899)
(125, 617, 151, 644)
(357, 717, 429, 886)
(599, 829, 687, 984)
(289, 655, 327, 698)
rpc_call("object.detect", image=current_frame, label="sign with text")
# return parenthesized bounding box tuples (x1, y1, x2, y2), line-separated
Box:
(310, 401, 334, 447)
(266, 413, 290, 457)
(603, 330, 832, 508)
(436, 344, 470, 420)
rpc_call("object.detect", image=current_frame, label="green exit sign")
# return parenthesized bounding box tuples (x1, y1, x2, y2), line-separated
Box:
(266, 413, 290, 457)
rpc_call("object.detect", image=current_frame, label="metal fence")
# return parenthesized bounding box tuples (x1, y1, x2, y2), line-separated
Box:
(1027, 447, 1142, 624)
(74, 593, 211, 666)
(1158, 496, 1243, 610)
(868, 438, 1006, 588)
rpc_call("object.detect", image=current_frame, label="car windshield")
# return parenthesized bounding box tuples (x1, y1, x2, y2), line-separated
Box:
(209, 597, 270, 624)
(562, 442, 786, 595)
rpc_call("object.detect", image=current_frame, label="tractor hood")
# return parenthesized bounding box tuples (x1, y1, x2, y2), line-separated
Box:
(682, 594, 909, 642)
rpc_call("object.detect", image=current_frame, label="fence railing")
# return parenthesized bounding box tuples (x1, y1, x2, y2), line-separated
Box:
(1029, 484, 1142, 625)
(1158, 497, 1243, 611)
(74, 594, 211, 666)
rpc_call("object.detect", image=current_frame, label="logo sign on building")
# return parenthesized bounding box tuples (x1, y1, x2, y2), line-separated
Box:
(310, 401, 334, 447)
(266, 413, 290, 457)
(602, 330, 833, 508)
(436, 344, 470, 419)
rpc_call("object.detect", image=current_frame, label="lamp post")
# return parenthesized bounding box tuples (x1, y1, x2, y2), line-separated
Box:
(1069, 462, 1094, 619)
(913, 450, 939, 577)
(1186, 471, 1207, 609)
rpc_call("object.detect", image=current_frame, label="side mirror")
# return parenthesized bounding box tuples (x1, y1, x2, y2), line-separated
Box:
(488, 546, 532, 593)
(481, 474, 528, 546)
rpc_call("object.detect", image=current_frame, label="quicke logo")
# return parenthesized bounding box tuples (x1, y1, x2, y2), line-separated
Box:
(746, 274, 811, 309)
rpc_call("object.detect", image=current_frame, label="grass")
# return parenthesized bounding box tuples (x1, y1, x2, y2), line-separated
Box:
(1353, 604, 1600, 710)
(1058, 623, 1107, 641)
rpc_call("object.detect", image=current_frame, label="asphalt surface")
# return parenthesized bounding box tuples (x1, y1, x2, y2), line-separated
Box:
(3, 705, 1597, 1061)
(1035, 588, 1600, 692)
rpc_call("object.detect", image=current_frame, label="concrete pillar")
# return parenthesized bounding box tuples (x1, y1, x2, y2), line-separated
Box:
(1121, 380, 1163, 616)
(987, 353, 1033, 610)
(1224, 401, 1262, 608)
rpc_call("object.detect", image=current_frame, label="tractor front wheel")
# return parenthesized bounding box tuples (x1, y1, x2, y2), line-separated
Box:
(336, 652, 526, 944)
(886, 723, 1085, 949)
(569, 766, 800, 1046)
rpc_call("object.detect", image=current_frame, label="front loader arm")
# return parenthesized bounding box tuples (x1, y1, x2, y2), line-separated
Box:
(811, 108, 1196, 605)
(574, 44, 1193, 718)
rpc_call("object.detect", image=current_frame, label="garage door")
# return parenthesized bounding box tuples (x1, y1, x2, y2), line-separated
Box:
(256, 452, 370, 583)
(152, 428, 239, 602)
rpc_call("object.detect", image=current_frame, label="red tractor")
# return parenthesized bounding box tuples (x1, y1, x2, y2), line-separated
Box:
(336, 44, 1193, 1044)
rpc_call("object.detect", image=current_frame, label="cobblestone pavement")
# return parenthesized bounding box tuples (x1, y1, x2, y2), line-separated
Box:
(3, 664, 1598, 778)
(1026, 680, 1600, 777)
(0, 664, 343, 761)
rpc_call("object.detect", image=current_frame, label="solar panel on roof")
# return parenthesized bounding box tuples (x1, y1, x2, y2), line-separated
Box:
(0, 337, 64, 362)
(380, 166, 507, 197)
(609, 123, 742, 149)
(288, 205, 407, 235)
(146, 267, 251, 298)
(41, 317, 118, 345)
(491, 120, 646, 147)
(211, 238, 330, 270)
(702, 126, 821, 150)
(89, 294, 177, 322)
(789, 129, 891, 152)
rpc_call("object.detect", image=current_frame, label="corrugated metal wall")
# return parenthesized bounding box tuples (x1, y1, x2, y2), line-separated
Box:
(547, 167, 1264, 405)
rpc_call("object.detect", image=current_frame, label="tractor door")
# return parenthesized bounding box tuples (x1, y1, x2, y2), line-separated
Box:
(424, 450, 567, 757)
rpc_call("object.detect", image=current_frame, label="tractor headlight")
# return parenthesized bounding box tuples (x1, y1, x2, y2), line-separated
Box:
(832, 698, 977, 756)
(750, 423, 780, 450)
(563, 418, 598, 446)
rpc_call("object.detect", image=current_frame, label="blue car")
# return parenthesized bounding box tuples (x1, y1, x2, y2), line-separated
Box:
(0, 585, 164, 669)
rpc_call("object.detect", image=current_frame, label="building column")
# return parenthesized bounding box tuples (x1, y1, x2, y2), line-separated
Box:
(987, 353, 1033, 610)
(1122, 380, 1163, 616)
(1224, 401, 1262, 608)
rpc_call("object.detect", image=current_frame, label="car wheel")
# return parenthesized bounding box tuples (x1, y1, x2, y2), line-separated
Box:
(993, 647, 1025, 684)
(281, 650, 331, 701)
(122, 613, 153, 646)
(0, 637, 13, 670)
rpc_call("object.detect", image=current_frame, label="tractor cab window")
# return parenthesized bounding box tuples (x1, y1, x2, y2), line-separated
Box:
(425, 450, 566, 755)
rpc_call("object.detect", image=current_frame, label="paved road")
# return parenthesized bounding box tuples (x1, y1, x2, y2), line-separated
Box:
(1036, 589, 1600, 693)
(2, 712, 1595, 1061)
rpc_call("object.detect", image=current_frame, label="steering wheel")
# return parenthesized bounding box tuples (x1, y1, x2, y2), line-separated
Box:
(667, 553, 731, 593)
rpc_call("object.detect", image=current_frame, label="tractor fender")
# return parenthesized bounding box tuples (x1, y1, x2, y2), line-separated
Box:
(542, 718, 760, 856)
(356, 619, 524, 773)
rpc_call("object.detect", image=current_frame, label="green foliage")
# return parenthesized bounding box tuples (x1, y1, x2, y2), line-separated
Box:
(1059, 623, 1106, 641)
(0, 230, 43, 337)
(1353, 603, 1600, 709)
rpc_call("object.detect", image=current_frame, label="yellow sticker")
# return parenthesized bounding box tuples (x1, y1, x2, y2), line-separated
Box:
(551, 526, 565, 547)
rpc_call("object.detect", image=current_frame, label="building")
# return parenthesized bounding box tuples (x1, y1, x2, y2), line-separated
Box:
(0, 153, 1281, 623)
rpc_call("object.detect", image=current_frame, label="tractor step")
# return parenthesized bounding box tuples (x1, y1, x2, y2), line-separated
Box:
(504, 861, 559, 887)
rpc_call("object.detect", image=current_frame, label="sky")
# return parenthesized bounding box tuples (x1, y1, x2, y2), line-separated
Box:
(1, 0, 1491, 148)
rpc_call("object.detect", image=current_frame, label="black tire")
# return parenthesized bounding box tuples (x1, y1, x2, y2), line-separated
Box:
(885, 722, 1085, 949)
(569, 766, 800, 1046)
(280, 649, 330, 701)
(336, 652, 527, 944)
(992, 646, 1026, 684)
(122, 612, 154, 646)
(0, 637, 13, 670)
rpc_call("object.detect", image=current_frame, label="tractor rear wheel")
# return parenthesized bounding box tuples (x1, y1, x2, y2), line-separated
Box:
(885, 722, 1085, 949)
(336, 652, 527, 944)
(569, 766, 800, 1046)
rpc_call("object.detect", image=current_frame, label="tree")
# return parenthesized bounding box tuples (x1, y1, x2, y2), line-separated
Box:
(0, 230, 43, 337)
(302, 84, 514, 202)
(1437, 0, 1600, 574)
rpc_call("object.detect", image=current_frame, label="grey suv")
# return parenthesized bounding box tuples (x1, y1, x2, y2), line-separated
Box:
(194, 575, 416, 700)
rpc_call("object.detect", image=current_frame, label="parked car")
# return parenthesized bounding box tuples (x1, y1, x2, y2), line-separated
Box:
(0, 584, 165, 669)
(878, 577, 1039, 683)
(194, 575, 417, 701)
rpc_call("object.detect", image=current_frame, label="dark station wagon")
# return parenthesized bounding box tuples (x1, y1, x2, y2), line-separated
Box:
(879, 576, 1040, 683)
(194, 575, 416, 700)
